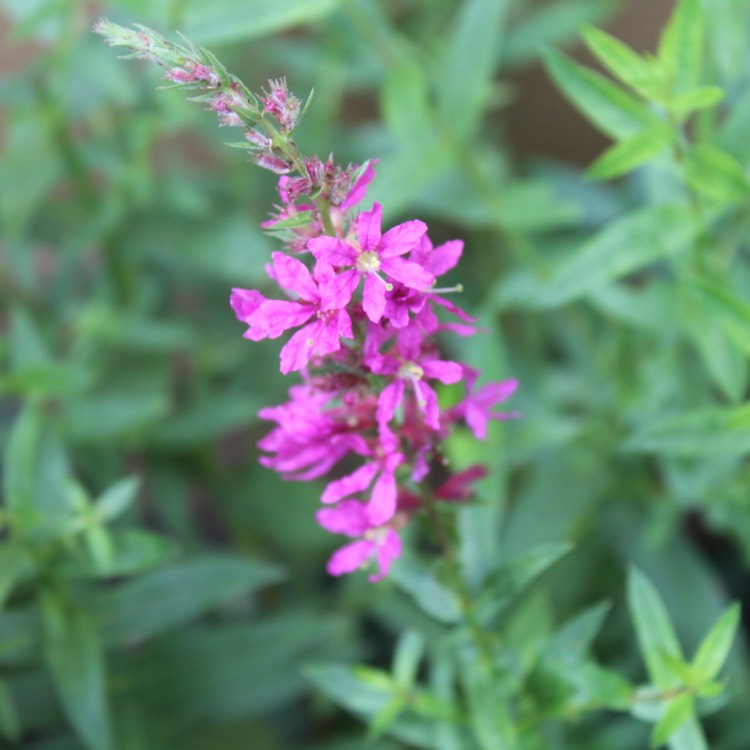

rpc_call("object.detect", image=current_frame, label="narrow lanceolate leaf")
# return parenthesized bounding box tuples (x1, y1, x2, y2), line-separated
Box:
(628, 568, 684, 689)
(2, 405, 40, 512)
(667, 716, 709, 750)
(392, 629, 425, 689)
(0, 678, 20, 742)
(692, 603, 741, 681)
(543, 48, 661, 139)
(0, 545, 24, 611)
(382, 61, 434, 147)
(182, 0, 342, 45)
(42, 594, 113, 750)
(684, 144, 750, 201)
(537, 204, 695, 307)
(652, 694, 694, 749)
(687, 278, 750, 354)
(581, 25, 658, 99)
(96, 555, 285, 645)
(658, 0, 704, 95)
(95, 476, 139, 522)
(438, 0, 509, 138)
(625, 405, 750, 457)
(671, 86, 725, 120)
(587, 126, 671, 180)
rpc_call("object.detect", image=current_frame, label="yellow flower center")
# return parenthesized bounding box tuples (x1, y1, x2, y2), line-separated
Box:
(355, 250, 381, 273)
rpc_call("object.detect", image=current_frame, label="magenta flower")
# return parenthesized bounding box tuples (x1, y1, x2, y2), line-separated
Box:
(320, 427, 405, 525)
(258, 384, 377, 481)
(448, 370, 520, 439)
(233, 252, 353, 373)
(308, 202, 433, 323)
(316, 500, 402, 582)
(366, 325, 463, 430)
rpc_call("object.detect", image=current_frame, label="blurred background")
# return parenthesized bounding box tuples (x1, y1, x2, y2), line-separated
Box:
(1, 1, 749, 749)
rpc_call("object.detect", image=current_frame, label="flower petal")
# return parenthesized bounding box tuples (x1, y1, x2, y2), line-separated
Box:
(428, 239, 463, 276)
(357, 202, 383, 251)
(248, 300, 313, 338)
(381, 257, 434, 290)
(327, 539, 374, 576)
(230, 288, 266, 320)
(321, 463, 379, 504)
(376, 381, 404, 426)
(270, 252, 318, 302)
(367, 471, 397, 525)
(380, 219, 428, 257)
(422, 358, 463, 384)
(369, 529, 402, 582)
(320, 269, 359, 311)
(316, 500, 370, 536)
(362, 275, 387, 322)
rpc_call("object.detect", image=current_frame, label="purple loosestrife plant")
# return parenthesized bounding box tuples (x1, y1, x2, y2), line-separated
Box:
(95, 19, 518, 583)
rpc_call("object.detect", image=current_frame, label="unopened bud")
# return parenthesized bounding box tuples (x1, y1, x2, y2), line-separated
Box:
(254, 153, 292, 174)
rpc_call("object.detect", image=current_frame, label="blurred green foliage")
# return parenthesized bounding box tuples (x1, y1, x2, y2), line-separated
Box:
(1, 0, 749, 748)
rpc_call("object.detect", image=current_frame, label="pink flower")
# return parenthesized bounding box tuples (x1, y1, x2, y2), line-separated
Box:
(365, 325, 463, 430)
(232, 253, 353, 373)
(258, 385, 377, 481)
(316, 500, 402, 582)
(308, 203, 433, 323)
(262, 77, 301, 132)
(447, 370, 520, 439)
(321, 427, 405, 525)
(339, 160, 378, 212)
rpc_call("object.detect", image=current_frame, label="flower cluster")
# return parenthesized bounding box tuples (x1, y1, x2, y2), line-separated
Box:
(232, 163, 518, 581)
(94, 20, 518, 582)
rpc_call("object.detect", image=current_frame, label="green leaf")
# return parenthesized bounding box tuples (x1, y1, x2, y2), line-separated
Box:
(437, 0, 509, 138)
(369, 696, 406, 740)
(126, 614, 348, 730)
(692, 603, 741, 681)
(652, 694, 694, 748)
(626, 405, 750, 457)
(461, 667, 517, 750)
(477, 542, 573, 624)
(2, 405, 40, 514)
(61, 530, 178, 579)
(42, 594, 113, 750)
(95, 477, 139, 523)
(0, 545, 24, 611)
(684, 144, 750, 201)
(543, 47, 661, 138)
(684, 278, 750, 355)
(582, 25, 659, 99)
(182, 0, 342, 45)
(8, 308, 51, 372)
(503, 0, 618, 68)
(390, 558, 462, 624)
(667, 717, 709, 750)
(587, 126, 671, 179)
(148, 394, 262, 448)
(658, 0, 704, 95)
(2, 407, 72, 535)
(59, 392, 170, 443)
(537, 204, 696, 307)
(262, 209, 315, 231)
(628, 568, 684, 689)
(570, 663, 633, 710)
(392, 630, 425, 690)
(382, 60, 434, 147)
(96, 555, 285, 645)
(671, 86, 725, 119)
(304, 664, 393, 717)
(545, 601, 612, 665)
(0, 677, 20, 742)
